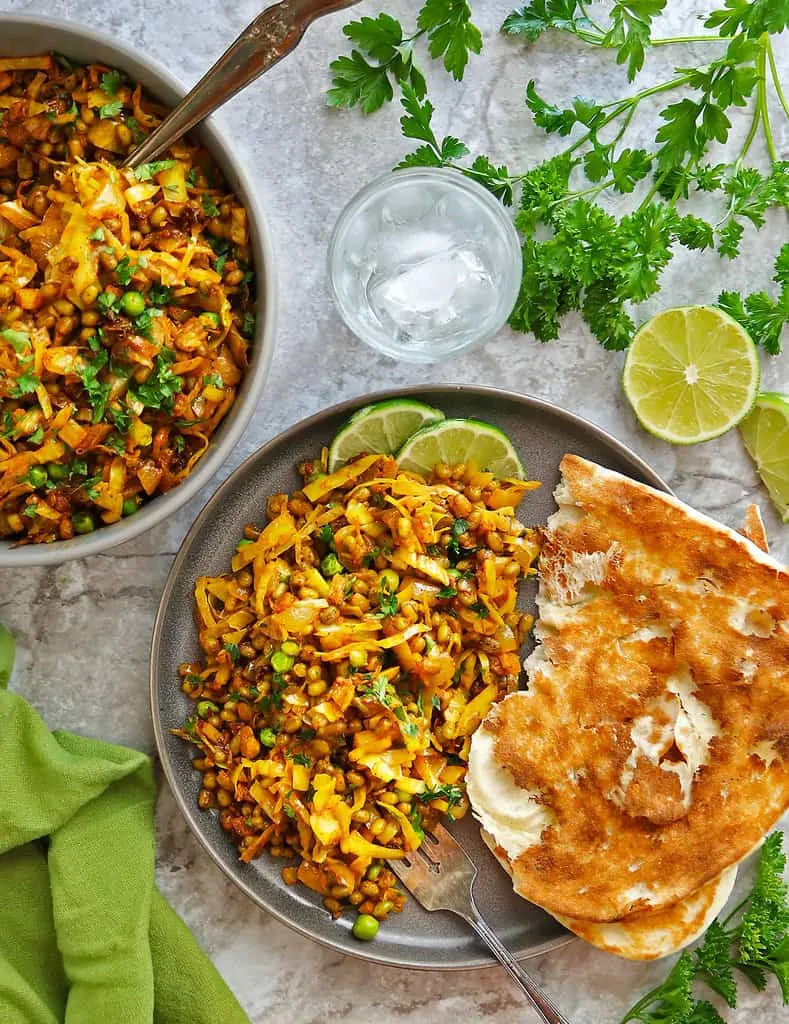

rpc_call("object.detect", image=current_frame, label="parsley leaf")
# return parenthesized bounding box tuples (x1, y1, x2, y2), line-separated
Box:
(79, 350, 111, 423)
(417, 783, 463, 808)
(98, 99, 123, 119)
(1, 328, 31, 353)
(28, 427, 44, 445)
(135, 159, 177, 182)
(417, 0, 482, 81)
(605, 0, 668, 82)
(223, 641, 241, 663)
(202, 193, 220, 218)
(11, 370, 39, 397)
(101, 70, 123, 95)
(502, 0, 594, 42)
(130, 348, 182, 411)
(148, 283, 173, 306)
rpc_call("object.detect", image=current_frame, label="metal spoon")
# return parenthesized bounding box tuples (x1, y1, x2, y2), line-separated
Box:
(128, 0, 361, 169)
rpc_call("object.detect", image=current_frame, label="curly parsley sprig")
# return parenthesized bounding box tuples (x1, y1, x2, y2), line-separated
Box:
(329, 0, 789, 353)
(621, 832, 789, 1023)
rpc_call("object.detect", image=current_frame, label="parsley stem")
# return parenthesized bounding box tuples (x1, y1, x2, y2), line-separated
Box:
(756, 35, 777, 164)
(576, 3, 606, 37)
(650, 34, 731, 46)
(567, 73, 695, 156)
(766, 38, 789, 124)
(735, 96, 761, 168)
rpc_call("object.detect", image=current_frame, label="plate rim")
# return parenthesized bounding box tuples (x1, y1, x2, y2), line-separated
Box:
(150, 384, 670, 969)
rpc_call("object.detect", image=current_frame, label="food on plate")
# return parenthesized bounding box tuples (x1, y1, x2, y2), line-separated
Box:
(0, 55, 256, 543)
(468, 454, 789, 953)
(740, 391, 789, 522)
(622, 306, 760, 446)
(327, 398, 444, 471)
(175, 445, 540, 927)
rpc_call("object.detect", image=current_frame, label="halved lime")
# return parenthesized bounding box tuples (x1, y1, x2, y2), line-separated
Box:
(327, 399, 445, 471)
(396, 418, 525, 478)
(740, 392, 789, 522)
(622, 306, 760, 445)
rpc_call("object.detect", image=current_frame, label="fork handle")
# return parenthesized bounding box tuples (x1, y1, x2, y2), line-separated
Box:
(466, 905, 572, 1024)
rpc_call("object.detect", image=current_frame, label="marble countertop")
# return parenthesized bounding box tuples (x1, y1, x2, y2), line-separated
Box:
(2, 0, 788, 1021)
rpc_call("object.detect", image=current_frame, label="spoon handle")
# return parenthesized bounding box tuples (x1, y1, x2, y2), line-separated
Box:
(128, 0, 361, 168)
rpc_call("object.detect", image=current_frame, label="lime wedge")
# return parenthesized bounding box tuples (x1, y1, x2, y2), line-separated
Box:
(740, 392, 789, 522)
(622, 306, 760, 445)
(328, 399, 445, 471)
(396, 418, 524, 478)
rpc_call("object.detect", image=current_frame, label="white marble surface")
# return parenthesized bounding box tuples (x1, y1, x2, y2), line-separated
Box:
(2, 0, 789, 1021)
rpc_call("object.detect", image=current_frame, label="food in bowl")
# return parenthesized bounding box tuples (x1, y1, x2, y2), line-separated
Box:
(0, 54, 256, 543)
(174, 448, 540, 929)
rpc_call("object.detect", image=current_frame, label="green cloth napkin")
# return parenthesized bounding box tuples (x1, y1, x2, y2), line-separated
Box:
(0, 625, 251, 1024)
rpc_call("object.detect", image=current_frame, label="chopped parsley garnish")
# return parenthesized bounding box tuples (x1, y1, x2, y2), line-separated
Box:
(286, 752, 312, 767)
(11, 370, 40, 397)
(283, 804, 296, 820)
(23, 504, 38, 518)
(135, 159, 178, 181)
(130, 348, 182, 412)
(98, 99, 123, 119)
(319, 524, 335, 548)
(241, 312, 256, 338)
(452, 518, 469, 537)
(1, 328, 31, 352)
(470, 600, 489, 618)
(115, 257, 135, 286)
(148, 283, 174, 306)
(417, 783, 464, 809)
(89, 227, 105, 242)
(186, 167, 199, 187)
(101, 70, 122, 95)
(377, 587, 399, 618)
(109, 405, 131, 433)
(104, 433, 126, 455)
(79, 350, 111, 423)
(28, 427, 44, 445)
(437, 586, 457, 598)
(97, 290, 121, 314)
(202, 373, 224, 388)
(202, 193, 220, 217)
(360, 676, 391, 706)
(223, 641, 241, 663)
(215, 253, 227, 275)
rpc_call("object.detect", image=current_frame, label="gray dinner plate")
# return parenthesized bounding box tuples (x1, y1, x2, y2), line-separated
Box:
(150, 384, 669, 970)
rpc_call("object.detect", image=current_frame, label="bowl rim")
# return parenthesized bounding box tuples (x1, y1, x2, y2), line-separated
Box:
(0, 13, 277, 567)
(150, 382, 670, 969)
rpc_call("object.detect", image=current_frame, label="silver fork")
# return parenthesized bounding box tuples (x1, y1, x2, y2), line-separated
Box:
(389, 824, 572, 1024)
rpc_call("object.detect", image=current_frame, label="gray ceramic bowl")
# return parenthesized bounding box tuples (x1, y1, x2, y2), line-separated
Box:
(0, 15, 276, 567)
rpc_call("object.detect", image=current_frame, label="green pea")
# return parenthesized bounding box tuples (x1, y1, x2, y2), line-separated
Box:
(366, 864, 382, 881)
(122, 497, 139, 517)
(72, 510, 96, 534)
(259, 727, 277, 748)
(26, 465, 47, 488)
(120, 290, 146, 317)
(46, 462, 70, 482)
(196, 700, 218, 719)
(281, 640, 300, 657)
(201, 312, 221, 329)
(270, 650, 294, 674)
(321, 553, 343, 577)
(352, 914, 379, 941)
